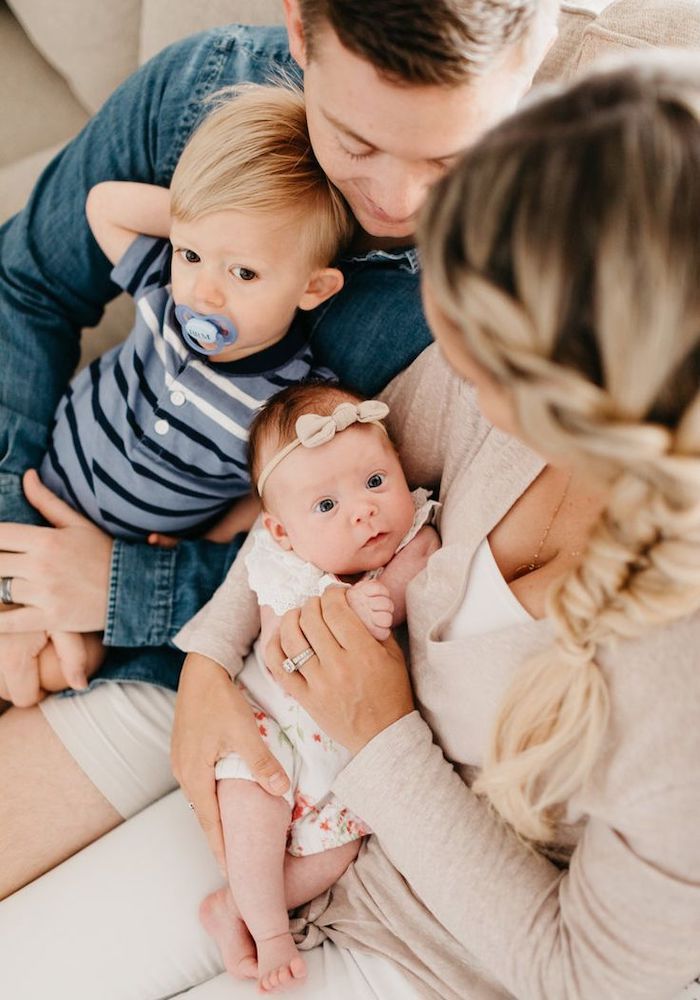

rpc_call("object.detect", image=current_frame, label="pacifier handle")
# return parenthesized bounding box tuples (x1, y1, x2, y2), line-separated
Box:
(174, 305, 238, 357)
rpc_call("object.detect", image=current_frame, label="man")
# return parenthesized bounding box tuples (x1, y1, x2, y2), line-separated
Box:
(0, 0, 557, 897)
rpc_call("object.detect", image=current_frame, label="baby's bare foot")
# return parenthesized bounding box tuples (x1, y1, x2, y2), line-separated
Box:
(199, 888, 258, 979)
(257, 931, 307, 993)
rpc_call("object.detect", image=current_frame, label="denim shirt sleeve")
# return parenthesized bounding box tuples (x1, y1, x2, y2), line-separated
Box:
(0, 26, 292, 645)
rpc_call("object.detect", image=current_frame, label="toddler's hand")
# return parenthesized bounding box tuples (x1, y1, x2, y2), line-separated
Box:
(346, 579, 394, 641)
(147, 532, 179, 548)
(40, 631, 105, 692)
(0, 631, 49, 706)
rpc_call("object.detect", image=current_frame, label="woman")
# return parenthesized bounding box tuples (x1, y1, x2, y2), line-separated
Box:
(2, 54, 699, 1000)
(259, 52, 700, 997)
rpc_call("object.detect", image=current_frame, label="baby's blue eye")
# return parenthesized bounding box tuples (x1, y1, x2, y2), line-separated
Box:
(232, 266, 257, 281)
(367, 473, 385, 489)
(315, 498, 335, 514)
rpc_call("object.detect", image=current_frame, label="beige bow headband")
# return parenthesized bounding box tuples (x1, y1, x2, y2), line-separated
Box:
(256, 399, 390, 497)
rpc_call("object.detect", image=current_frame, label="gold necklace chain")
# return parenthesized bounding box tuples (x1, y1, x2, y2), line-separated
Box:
(512, 471, 573, 579)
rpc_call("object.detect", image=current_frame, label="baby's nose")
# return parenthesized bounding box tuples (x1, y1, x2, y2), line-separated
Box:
(353, 499, 377, 523)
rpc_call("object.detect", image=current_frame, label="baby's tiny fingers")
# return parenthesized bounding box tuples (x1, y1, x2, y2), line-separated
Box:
(371, 609, 393, 628)
(370, 596, 394, 614)
(370, 624, 392, 641)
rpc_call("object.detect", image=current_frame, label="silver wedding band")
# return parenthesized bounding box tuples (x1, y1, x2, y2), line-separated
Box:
(0, 577, 14, 605)
(282, 646, 315, 674)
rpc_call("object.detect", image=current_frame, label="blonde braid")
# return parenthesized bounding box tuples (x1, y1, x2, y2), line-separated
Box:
(418, 53, 700, 842)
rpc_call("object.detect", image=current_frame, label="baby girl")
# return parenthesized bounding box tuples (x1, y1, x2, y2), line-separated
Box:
(177, 383, 440, 993)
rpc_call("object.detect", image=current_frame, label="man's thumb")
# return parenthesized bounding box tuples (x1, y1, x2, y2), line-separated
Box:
(23, 470, 86, 529)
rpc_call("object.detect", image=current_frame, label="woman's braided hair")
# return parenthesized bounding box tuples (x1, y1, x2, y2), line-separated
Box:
(419, 53, 700, 842)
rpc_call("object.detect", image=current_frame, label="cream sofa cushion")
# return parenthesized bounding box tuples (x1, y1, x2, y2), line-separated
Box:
(5, 0, 142, 113)
(0, 3, 87, 168)
(140, 0, 285, 65)
(537, 0, 700, 83)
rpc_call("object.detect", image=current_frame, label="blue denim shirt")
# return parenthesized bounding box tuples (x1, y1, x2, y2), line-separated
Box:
(0, 26, 431, 689)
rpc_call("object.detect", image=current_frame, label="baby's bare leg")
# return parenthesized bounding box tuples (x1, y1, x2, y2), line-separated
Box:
(203, 778, 360, 993)
(201, 843, 360, 988)
(217, 778, 304, 993)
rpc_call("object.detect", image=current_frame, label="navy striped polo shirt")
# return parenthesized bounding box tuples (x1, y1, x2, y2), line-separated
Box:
(40, 236, 329, 540)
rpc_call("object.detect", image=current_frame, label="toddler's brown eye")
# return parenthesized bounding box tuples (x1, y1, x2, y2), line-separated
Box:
(232, 266, 257, 281)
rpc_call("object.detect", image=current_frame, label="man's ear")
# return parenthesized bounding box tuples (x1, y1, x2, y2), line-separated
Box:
(262, 511, 293, 551)
(283, 0, 307, 69)
(298, 267, 344, 311)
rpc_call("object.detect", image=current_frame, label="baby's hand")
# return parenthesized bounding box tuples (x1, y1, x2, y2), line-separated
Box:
(346, 579, 394, 641)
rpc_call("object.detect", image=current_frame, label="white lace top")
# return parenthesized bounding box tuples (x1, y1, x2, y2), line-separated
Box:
(246, 488, 439, 614)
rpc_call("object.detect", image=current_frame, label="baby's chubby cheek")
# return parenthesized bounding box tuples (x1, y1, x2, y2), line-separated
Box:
(393, 486, 417, 535)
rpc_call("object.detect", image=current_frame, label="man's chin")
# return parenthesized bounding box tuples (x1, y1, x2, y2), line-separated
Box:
(352, 207, 414, 241)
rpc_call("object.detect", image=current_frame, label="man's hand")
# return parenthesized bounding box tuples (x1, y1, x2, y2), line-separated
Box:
(0, 470, 112, 634)
(346, 579, 394, 640)
(171, 653, 290, 871)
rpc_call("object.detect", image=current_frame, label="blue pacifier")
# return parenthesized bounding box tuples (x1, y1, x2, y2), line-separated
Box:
(175, 305, 238, 356)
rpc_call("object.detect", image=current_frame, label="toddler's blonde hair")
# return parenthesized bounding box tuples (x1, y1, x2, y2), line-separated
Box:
(170, 84, 353, 266)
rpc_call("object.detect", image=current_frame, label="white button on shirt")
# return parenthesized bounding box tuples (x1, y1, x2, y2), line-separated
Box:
(154, 419, 170, 435)
(170, 390, 186, 407)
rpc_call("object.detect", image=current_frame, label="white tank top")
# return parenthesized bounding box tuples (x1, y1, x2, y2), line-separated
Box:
(444, 537, 532, 640)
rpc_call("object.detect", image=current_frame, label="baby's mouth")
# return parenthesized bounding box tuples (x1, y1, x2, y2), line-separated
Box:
(362, 531, 388, 548)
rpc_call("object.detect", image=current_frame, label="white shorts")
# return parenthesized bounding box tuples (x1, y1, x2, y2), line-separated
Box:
(39, 680, 177, 817)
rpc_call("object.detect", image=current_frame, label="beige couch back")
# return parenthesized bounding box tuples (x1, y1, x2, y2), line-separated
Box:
(5, 0, 285, 114)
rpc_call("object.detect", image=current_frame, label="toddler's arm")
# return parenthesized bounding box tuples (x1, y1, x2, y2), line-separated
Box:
(147, 495, 262, 549)
(85, 181, 171, 265)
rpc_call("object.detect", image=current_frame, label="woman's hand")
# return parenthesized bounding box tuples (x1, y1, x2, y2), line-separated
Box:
(0, 470, 112, 634)
(266, 587, 414, 754)
(171, 653, 291, 871)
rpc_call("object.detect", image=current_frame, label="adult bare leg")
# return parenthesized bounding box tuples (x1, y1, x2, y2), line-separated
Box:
(0, 705, 121, 898)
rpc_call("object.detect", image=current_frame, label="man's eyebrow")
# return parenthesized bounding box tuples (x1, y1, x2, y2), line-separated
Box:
(321, 108, 376, 150)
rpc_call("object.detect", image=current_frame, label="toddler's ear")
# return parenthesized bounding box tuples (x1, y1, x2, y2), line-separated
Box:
(297, 267, 344, 311)
(262, 511, 293, 551)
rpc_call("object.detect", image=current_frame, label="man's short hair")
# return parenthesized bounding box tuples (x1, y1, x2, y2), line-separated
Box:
(299, 0, 538, 85)
(170, 84, 352, 265)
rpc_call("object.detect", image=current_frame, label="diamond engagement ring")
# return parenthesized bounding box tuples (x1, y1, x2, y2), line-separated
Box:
(282, 646, 315, 673)
(0, 577, 14, 605)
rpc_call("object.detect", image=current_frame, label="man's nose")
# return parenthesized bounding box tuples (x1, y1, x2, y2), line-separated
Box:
(369, 162, 432, 222)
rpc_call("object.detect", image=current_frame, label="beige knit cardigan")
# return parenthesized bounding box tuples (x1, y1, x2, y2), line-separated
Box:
(176, 344, 700, 1000)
